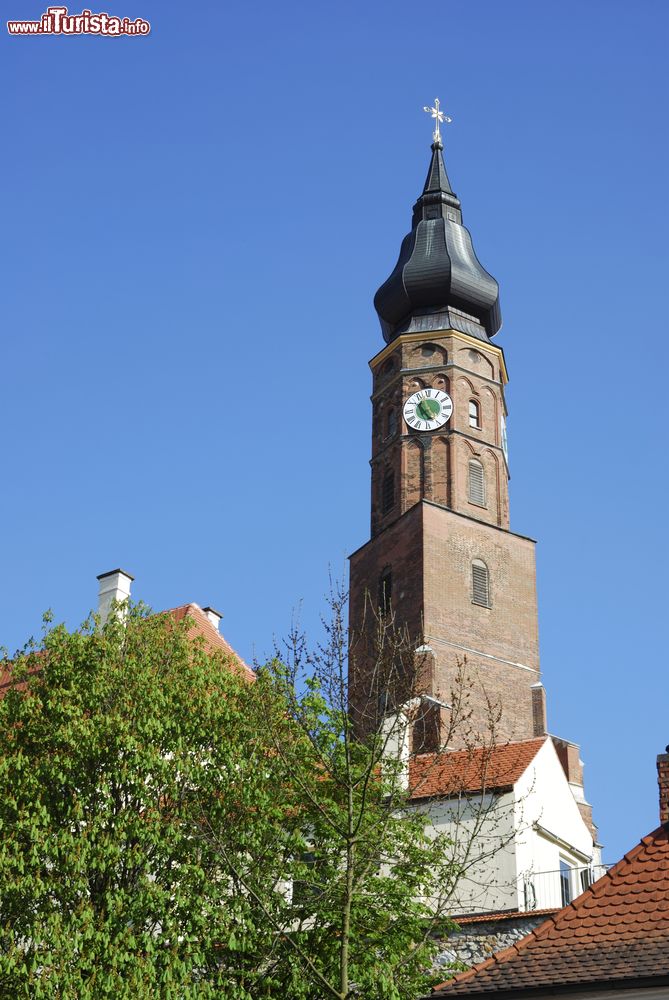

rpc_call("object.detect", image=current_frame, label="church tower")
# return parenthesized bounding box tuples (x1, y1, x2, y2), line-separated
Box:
(349, 119, 547, 747)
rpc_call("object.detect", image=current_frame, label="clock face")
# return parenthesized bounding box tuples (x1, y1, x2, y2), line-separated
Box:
(403, 388, 453, 431)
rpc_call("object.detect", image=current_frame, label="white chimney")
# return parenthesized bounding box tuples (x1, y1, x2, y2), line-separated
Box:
(203, 606, 223, 631)
(96, 568, 134, 626)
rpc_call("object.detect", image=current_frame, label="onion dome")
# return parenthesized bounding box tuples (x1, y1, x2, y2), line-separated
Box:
(374, 139, 502, 344)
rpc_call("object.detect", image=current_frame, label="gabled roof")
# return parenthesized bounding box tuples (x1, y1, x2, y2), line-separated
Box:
(167, 603, 255, 683)
(409, 738, 546, 801)
(428, 823, 669, 996)
(0, 604, 255, 690)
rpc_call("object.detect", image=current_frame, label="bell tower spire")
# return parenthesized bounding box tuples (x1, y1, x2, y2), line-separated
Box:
(374, 111, 501, 344)
(349, 108, 542, 747)
(366, 129, 510, 539)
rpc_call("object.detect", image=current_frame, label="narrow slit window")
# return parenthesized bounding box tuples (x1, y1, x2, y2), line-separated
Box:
(472, 560, 490, 607)
(382, 471, 395, 515)
(468, 459, 486, 506)
(386, 408, 397, 438)
(378, 571, 392, 615)
(469, 399, 481, 428)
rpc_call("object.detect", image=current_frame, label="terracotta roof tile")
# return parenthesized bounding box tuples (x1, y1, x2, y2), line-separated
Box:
(409, 738, 545, 800)
(452, 908, 559, 925)
(0, 604, 255, 690)
(428, 823, 669, 996)
(165, 604, 255, 683)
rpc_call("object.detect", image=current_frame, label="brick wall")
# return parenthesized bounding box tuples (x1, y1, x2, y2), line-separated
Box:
(351, 328, 540, 744)
(368, 331, 509, 537)
(658, 748, 669, 825)
(422, 502, 539, 743)
(349, 500, 541, 745)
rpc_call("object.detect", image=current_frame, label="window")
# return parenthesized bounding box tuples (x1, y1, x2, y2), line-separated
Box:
(472, 560, 490, 608)
(292, 850, 323, 907)
(381, 470, 395, 515)
(469, 399, 481, 428)
(560, 860, 573, 906)
(468, 459, 486, 506)
(580, 867, 593, 893)
(523, 878, 537, 911)
(378, 571, 392, 614)
(386, 408, 397, 438)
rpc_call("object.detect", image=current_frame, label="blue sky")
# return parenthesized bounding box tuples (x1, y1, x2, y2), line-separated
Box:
(2, 0, 667, 863)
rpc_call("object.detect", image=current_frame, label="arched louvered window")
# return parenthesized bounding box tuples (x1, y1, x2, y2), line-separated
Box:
(468, 459, 486, 506)
(469, 399, 481, 428)
(472, 560, 491, 608)
(381, 470, 395, 515)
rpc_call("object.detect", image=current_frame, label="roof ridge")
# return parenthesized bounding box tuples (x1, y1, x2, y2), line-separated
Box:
(162, 602, 202, 615)
(162, 604, 255, 681)
(410, 737, 546, 800)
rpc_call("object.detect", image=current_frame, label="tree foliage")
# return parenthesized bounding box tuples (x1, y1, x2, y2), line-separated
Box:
(203, 588, 462, 1000)
(0, 595, 510, 998)
(0, 607, 300, 998)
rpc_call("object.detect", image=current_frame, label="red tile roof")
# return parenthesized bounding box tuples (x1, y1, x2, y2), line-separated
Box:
(429, 823, 669, 995)
(409, 738, 546, 801)
(0, 655, 42, 693)
(0, 604, 255, 690)
(167, 603, 255, 683)
(452, 909, 559, 926)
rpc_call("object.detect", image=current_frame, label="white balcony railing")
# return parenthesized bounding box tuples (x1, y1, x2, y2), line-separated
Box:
(521, 863, 610, 911)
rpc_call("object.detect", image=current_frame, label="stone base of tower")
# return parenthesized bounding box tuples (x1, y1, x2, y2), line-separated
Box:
(349, 500, 543, 746)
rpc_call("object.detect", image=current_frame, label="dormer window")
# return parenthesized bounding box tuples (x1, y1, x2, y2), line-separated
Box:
(469, 399, 481, 428)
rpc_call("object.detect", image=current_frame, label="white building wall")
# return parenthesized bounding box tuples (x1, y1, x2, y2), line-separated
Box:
(412, 740, 597, 917)
(513, 740, 595, 910)
(416, 790, 517, 914)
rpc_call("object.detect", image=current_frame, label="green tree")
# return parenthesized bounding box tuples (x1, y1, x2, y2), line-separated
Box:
(0, 597, 513, 999)
(200, 586, 506, 1000)
(0, 606, 302, 999)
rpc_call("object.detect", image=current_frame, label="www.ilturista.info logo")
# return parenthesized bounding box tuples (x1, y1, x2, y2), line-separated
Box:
(7, 6, 150, 35)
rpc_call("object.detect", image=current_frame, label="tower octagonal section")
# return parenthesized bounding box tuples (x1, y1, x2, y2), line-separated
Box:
(369, 329, 510, 539)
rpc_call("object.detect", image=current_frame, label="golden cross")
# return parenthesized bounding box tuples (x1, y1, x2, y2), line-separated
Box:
(423, 98, 452, 144)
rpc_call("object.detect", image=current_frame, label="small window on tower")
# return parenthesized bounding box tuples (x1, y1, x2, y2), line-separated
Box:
(472, 560, 491, 608)
(381, 471, 395, 515)
(468, 459, 486, 507)
(386, 408, 397, 438)
(378, 570, 392, 615)
(469, 399, 481, 428)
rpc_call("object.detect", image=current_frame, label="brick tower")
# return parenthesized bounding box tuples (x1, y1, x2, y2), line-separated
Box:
(349, 130, 546, 747)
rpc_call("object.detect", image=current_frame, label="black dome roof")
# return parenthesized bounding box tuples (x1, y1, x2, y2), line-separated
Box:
(374, 141, 501, 344)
